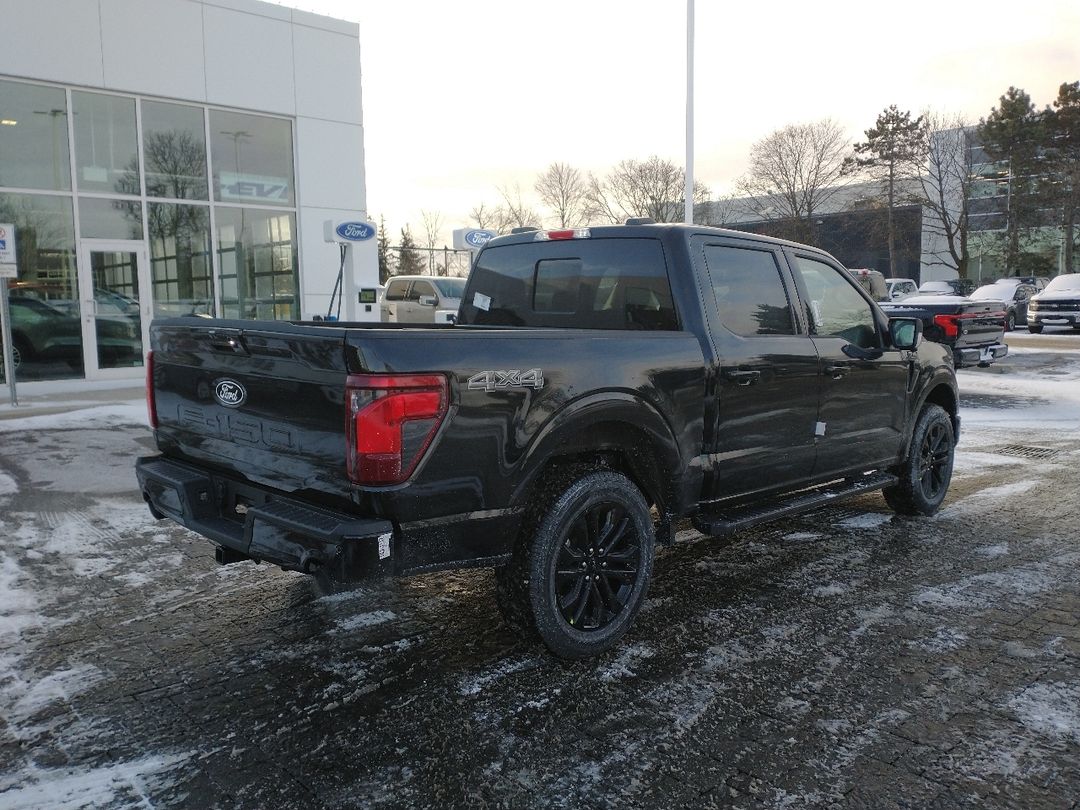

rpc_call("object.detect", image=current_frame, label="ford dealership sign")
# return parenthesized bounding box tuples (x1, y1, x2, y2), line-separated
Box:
(453, 227, 498, 251)
(335, 221, 375, 241)
(465, 229, 496, 248)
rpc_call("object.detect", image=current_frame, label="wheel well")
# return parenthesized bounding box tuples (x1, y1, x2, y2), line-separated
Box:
(520, 421, 673, 514)
(923, 384, 958, 432)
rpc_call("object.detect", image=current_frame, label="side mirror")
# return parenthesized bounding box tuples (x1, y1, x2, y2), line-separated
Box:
(889, 317, 922, 350)
(418, 295, 437, 307)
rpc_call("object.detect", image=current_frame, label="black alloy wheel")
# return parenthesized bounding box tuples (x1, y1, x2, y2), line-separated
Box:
(883, 403, 955, 516)
(554, 501, 642, 631)
(494, 470, 655, 659)
(916, 420, 951, 502)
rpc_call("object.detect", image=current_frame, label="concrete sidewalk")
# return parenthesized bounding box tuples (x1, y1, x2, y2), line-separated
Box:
(0, 378, 145, 421)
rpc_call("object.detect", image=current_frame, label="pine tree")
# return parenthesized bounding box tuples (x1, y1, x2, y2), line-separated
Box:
(1046, 81, 1080, 273)
(396, 226, 426, 276)
(978, 88, 1044, 273)
(847, 106, 925, 278)
(377, 215, 392, 284)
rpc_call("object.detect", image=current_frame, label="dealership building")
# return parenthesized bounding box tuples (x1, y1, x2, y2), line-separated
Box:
(0, 0, 375, 384)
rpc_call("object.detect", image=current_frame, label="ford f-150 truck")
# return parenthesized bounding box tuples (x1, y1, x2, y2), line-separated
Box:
(136, 224, 959, 659)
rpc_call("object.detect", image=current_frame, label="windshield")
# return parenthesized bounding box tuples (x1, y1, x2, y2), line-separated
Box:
(1044, 274, 1080, 293)
(432, 278, 466, 298)
(969, 284, 1010, 301)
(919, 282, 952, 292)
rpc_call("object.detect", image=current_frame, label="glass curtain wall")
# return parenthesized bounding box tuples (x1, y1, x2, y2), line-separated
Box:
(0, 76, 300, 382)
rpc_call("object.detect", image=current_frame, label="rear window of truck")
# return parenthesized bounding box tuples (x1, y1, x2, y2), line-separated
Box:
(458, 238, 677, 330)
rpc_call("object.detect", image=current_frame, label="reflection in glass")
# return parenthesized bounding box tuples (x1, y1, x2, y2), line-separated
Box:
(89, 251, 143, 369)
(0, 193, 82, 382)
(79, 196, 144, 239)
(0, 79, 71, 191)
(142, 101, 208, 200)
(72, 91, 140, 194)
(216, 207, 298, 319)
(149, 203, 213, 316)
(210, 110, 294, 206)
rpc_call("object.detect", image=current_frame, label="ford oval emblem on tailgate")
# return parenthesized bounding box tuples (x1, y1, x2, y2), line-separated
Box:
(214, 379, 247, 408)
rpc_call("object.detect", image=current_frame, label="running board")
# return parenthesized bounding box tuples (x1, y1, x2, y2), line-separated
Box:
(692, 472, 899, 538)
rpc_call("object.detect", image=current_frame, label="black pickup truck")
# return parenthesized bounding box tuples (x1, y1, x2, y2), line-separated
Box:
(880, 294, 1008, 368)
(137, 224, 959, 659)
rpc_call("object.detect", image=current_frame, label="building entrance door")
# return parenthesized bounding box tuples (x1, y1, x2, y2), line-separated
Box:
(77, 240, 151, 380)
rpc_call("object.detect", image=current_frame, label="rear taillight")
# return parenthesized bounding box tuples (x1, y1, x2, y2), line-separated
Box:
(933, 314, 960, 339)
(345, 373, 449, 486)
(146, 350, 158, 429)
(932, 311, 1005, 339)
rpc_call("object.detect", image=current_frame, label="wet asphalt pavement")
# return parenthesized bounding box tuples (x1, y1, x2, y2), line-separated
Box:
(1, 344, 1079, 809)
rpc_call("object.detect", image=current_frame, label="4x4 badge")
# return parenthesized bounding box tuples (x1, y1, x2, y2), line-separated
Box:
(214, 379, 247, 408)
(468, 369, 544, 392)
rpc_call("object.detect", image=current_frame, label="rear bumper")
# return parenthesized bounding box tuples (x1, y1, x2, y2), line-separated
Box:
(955, 343, 1007, 368)
(135, 456, 395, 580)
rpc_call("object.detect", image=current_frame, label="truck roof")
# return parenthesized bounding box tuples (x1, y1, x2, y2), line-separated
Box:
(481, 222, 833, 254)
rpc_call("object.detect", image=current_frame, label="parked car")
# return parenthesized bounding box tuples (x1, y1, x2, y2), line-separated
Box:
(1026, 273, 1080, 333)
(969, 279, 1038, 331)
(848, 268, 888, 301)
(137, 223, 959, 659)
(381, 276, 465, 324)
(885, 278, 918, 300)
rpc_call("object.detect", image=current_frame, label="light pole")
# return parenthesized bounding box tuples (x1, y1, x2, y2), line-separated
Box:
(684, 0, 695, 225)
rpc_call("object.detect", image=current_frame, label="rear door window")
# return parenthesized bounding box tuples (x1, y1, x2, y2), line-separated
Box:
(702, 244, 795, 336)
(459, 238, 677, 330)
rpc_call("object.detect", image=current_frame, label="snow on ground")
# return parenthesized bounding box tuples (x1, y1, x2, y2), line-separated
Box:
(0, 754, 191, 810)
(0, 402, 146, 433)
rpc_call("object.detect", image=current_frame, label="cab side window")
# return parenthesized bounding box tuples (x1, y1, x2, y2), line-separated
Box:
(793, 256, 879, 349)
(410, 280, 435, 302)
(702, 244, 795, 336)
(385, 280, 409, 301)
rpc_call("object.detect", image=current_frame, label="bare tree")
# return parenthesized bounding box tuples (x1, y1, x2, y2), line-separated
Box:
(736, 119, 852, 243)
(468, 202, 509, 232)
(420, 209, 444, 248)
(695, 194, 739, 227)
(534, 162, 589, 227)
(916, 112, 976, 279)
(497, 183, 542, 229)
(586, 156, 710, 224)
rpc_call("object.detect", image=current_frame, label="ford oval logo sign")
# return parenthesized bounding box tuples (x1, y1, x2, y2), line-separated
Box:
(214, 379, 247, 408)
(335, 221, 375, 241)
(465, 229, 496, 248)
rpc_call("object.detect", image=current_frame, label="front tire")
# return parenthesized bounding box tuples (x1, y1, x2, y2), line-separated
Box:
(883, 404, 955, 516)
(1028, 323, 1043, 333)
(1005, 311, 1016, 331)
(496, 470, 655, 659)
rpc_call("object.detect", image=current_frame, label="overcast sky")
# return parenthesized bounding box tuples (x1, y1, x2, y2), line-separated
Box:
(279, 0, 1077, 244)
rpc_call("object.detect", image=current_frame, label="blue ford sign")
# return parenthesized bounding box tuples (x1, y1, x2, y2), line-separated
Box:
(464, 229, 496, 248)
(335, 221, 375, 241)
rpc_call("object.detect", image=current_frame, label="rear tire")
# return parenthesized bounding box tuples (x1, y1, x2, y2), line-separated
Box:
(495, 470, 655, 659)
(883, 404, 955, 516)
(1028, 323, 1044, 333)
(1005, 311, 1016, 331)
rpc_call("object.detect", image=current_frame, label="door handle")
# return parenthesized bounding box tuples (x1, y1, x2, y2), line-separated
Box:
(825, 364, 848, 379)
(725, 369, 761, 386)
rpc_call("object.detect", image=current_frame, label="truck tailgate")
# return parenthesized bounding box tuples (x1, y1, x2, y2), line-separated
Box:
(150, 318, 352, 499)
